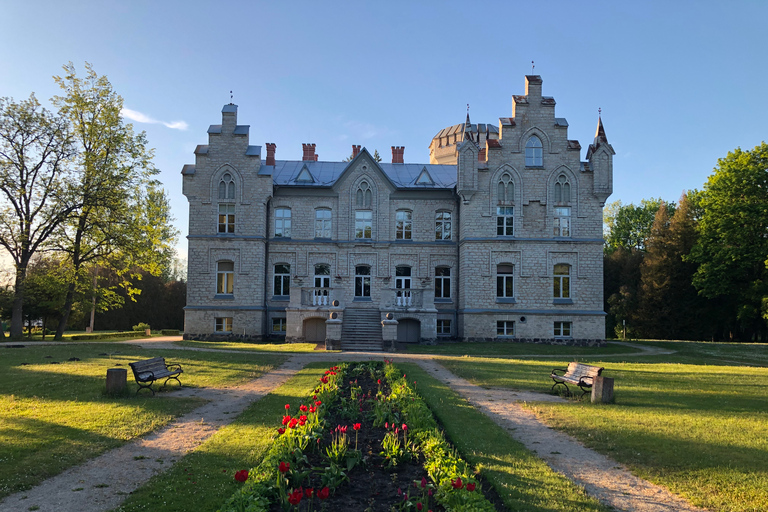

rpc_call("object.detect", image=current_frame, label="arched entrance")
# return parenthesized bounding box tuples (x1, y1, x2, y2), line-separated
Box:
(397, 318, 420, 343)
(304, 318, 326, 343)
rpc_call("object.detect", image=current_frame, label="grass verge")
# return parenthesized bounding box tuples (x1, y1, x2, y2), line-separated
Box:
(436, 353, 768, 512)
(112, 364, 328, 512)
(0, 344, 286, 499)
(174, 340, 332, 353)
(402, 341, 639, 357)
(399, 363, 609, 511)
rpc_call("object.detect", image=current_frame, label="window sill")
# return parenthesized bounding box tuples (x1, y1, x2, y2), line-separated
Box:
(525, 165, 545, 169)
(496, 298, 517, 304)
(434, 298, 453, 304)
(553, 298, 573, 305)
(495, 235, 516, 239)
(353, 297, 372, 302)
(497, 335, 516, 339)
(271, 296, 289, 302)
(214, 294, 234, 300)
(215, 331, 232, 334)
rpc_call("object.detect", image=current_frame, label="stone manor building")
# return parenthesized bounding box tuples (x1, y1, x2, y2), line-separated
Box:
(182, 75, 614, 349)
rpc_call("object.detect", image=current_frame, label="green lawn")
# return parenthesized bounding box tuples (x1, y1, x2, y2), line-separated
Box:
(436, 349, 768, 512)
(0, 344, 286, 499)
(112, 364, 328, 512)
(399, 363, 609, 512)
(403, 340, 640, 357)
(175, 340, 332, 353)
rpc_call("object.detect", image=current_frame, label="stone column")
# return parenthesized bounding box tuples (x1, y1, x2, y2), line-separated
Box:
(325, 300, 343, 350)
(591, 376, 615, 404)
(381, 313, 399, 352)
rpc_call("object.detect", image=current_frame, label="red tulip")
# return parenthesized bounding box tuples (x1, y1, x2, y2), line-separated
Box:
(288, 418, 298, 428)
(466, 483, 476, 492)
(317, 486, 330, 500)
(377, 379, 381, 385)
(305, 487, 314, 497)
(282, 415, 290, 426)
(278, 461, 290, 473)
(288, 489, 302, 505)
(284, 404, 290, 410)
(300, 404, 308, 412)
(315, 400, 322, 406)
(451, 477, 463, 489)
(277, 427, 285, 435)
(353, 423, 361, 430)
(402, 424, 408, 431)
(234, 469, 248, 482)
(417, 503, 423, 511)
(421, 477, 427, 488)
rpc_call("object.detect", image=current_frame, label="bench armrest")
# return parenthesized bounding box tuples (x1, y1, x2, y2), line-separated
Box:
(578, 376, 594, 387)
(165, 363, 182, 372)
(551, 368, 568, 376)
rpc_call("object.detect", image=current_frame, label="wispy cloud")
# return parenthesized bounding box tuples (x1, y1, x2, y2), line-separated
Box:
(121, 107, 188, 130)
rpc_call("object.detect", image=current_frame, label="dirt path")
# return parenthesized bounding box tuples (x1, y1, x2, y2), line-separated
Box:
(0, 341, 707, 512)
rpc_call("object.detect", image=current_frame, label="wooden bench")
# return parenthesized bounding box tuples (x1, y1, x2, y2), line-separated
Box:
(550, 362, 603, 397)
(129, 357, 183, 395)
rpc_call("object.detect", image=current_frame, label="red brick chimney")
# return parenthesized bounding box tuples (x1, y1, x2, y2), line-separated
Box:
(478, 147, 486, 162)
(265, 143, 276, 166)
(391, 146, 405, 164)
(302, 143, 316, 161)
(352, 145, 361, 158)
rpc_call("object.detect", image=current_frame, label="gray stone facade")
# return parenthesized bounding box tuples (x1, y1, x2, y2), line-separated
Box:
(182, 75, 614, 347)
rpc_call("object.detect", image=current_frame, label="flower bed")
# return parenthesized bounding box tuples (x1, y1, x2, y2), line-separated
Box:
(219, 361, 498, 511)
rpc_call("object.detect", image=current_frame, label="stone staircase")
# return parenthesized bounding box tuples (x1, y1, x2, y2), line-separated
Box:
(341, 308, 384, 351)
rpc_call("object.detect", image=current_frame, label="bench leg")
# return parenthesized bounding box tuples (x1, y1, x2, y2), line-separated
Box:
(161, 376, 182, 389)
(136, 381, 155, 396)
(551, 381, 570, 397)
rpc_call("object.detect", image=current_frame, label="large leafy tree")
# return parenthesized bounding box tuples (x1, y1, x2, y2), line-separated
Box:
(604, 198, 674, 254)
(690, 143, 768, 341)
(50, 62, 168, 339)
(0, 94, 74, 339)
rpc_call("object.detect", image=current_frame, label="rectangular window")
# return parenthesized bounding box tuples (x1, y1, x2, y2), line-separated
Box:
(496, 264, 514, 299)
(217, 261, 234, 295)
(396, 210, 412, 240)
(496, 207, 514, 236)
(554, 321, 572, 338)
(273, 264, 290, 296)
(435, 211, 452, 240)
(215, 317, 233, 332)
(218, 204, 235, 233)
(275, 208, 291, 237)
(437, 319, 452, 336)
(497, 320, 515, 336)
(355, 211, 372, 239)
(271, 318, 286, 333)
(553, 264, 571, 299)
(554, 207, 570, 237)
(315, 209, 332, 238)
(354, 265, 371, 298)
(434, 267, 451, 299)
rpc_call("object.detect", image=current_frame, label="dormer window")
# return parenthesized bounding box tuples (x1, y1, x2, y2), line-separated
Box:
(219, 173, 235, 199)
(525, 136, 543, 167)
(296, 165, 314, 183)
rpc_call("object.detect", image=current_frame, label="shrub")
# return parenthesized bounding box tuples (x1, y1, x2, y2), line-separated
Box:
(132, 322, 150, 332)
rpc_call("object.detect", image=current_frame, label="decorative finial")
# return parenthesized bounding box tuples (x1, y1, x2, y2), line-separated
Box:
(598, 107, 602, 117)
(467, 103, 470, 114)
(230, 90, 233, 102)
(531, 60, 535, 73)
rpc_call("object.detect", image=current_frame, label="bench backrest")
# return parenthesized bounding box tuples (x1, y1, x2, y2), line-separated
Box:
(129, 357, 167, 376)
(565, 362, 603, 379)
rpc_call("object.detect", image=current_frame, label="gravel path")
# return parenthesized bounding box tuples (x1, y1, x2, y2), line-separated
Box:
(0, 339, 707, 512)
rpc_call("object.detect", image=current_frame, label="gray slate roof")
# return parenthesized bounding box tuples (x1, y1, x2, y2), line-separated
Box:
(268, 161, 457, 188)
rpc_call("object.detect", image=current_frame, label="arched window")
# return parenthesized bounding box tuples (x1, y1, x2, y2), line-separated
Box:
(217, 261, 234, 295)
(396, 210, 412, 240)
(218, 173, 235, 199)
(315, 208, 332, 238)
(496, 264, 514, 299)
(554, 174, 571, 203)
(356, 181, 372, 207)
(497, 173, 515, 203)
(553, 264, 571, 299)
(525, 136, 543, 167)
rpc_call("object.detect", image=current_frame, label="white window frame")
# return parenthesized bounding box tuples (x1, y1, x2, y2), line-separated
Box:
(217, 261, 234, 295)
(525, 136, 543, 167)
(314, 208, 332, 239)
(497, 320, 515, 336)
(215, 317, 233, 332)
(496, 206, 514, 236)
(271, 318, 286, 333)
(554, 207, 571, 237)
(554, 321, 572, 338)
(496, 264, 514, 299)
(218, 203, 235, 234)
(355, 211, 372, 239)
(435, 210, 452, 240)
(554, 264, 571, 299)
(275, 208, 291, 238)
(354, 265, 371, 298)
(273, 264, 290, 297)
(396, 210, 412, 240)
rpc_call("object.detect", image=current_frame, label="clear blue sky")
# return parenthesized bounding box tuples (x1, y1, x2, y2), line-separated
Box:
(2, 0, 766, 260)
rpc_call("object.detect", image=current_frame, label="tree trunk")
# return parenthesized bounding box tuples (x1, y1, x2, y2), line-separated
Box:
(55, 281, 77, 340)
(10, 265, 27, 340)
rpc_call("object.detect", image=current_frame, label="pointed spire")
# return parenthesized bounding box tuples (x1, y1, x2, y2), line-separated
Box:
(594, 109, 608, 144)
(463, 104, 476, 143)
